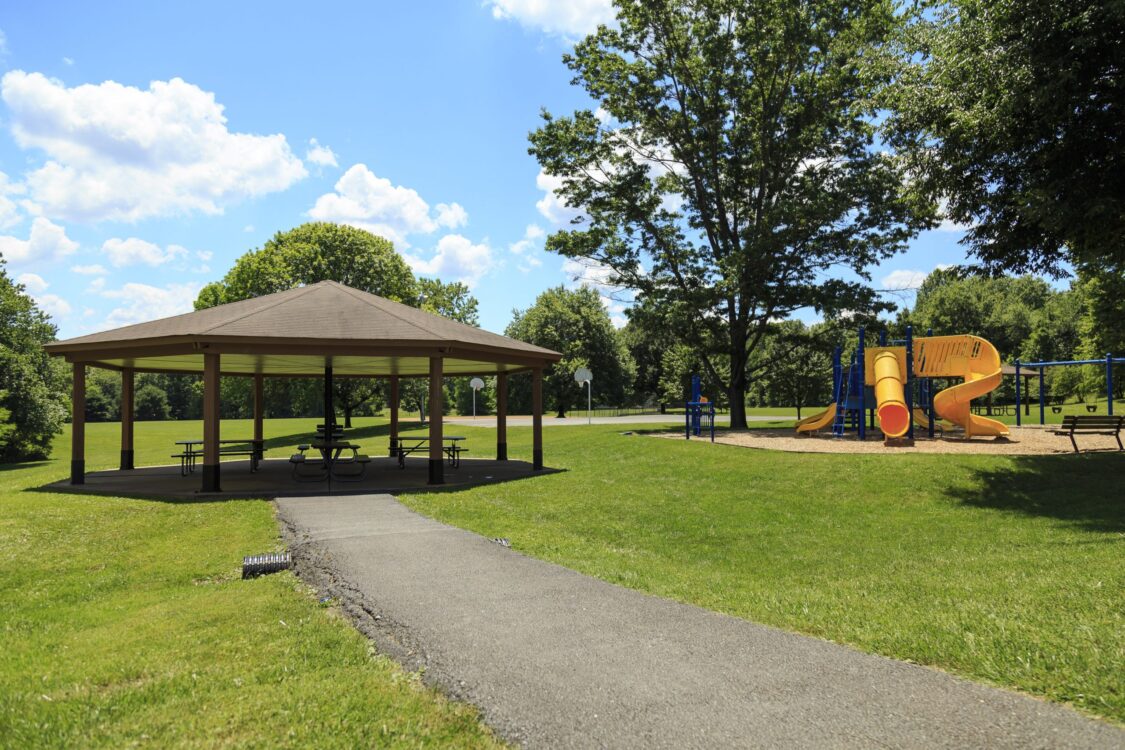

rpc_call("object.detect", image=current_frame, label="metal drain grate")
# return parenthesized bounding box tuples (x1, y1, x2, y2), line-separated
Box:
(242, 552, 292, 579)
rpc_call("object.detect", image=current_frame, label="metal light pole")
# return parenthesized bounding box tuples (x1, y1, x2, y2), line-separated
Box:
(574, 367, 593, 425)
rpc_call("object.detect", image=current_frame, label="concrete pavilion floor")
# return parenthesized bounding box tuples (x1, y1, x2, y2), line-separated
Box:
(45, 457, 558, 500)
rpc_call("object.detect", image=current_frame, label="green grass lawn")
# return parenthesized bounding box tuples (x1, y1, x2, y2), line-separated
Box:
(396, 421, 1124, 725)
(2, 414, 1122, 742)
(0, 418, 504, 749)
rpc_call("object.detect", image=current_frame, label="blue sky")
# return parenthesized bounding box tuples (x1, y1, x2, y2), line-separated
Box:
(0, 1, 970, 340)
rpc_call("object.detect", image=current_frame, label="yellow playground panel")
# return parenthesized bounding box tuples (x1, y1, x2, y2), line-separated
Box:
(795, 332, 1009, 443)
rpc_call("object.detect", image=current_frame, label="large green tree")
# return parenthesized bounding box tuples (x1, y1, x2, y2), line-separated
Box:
(529, 0, 933, 429)
(0, 259, 66, 460)
(196, 222, 480, 425)
(885, 0, 1125, 275)
(506, 286, 633, 417)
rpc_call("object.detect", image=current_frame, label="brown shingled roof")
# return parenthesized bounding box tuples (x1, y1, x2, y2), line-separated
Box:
(46, 280, 560, 377)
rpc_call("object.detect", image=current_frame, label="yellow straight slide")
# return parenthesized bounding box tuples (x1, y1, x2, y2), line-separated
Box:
(795, 402, 836, 433)
(915, 335, 1009, 437)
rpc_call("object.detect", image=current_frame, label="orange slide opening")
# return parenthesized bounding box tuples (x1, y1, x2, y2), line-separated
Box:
(877, 402, 910, 438)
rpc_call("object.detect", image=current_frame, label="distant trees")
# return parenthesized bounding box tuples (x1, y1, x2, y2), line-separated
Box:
(505, 287, 633, 417)
(0, 259, 66, 461)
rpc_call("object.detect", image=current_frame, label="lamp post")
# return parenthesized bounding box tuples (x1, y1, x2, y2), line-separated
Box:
(574, 367, 593, 425)
(470, 377, 485, 419)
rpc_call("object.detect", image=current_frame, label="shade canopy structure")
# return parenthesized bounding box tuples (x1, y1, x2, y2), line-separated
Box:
(47, 280, 561, 492)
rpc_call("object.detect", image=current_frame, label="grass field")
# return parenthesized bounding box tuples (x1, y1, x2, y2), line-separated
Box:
(0, 418, 504, 749)
(2, 414, 1122, 744)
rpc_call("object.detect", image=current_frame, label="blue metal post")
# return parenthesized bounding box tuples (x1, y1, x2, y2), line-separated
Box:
(1039, 367, 1045, 425)
(857, 328, 866, 441)
(879, 330, 887, 346)
(926, 328, 934, 438)
(1015, 361, 1021, 427)
(1108, 353, 1114, 416)
(905, 325, 914, 439)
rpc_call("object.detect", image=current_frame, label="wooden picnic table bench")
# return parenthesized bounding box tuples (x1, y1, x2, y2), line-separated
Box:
(172, 439, 263, 476)
(395, 436, 467, 469)
(289, 441, 371, 482)
(1051, 415, 1124, 453)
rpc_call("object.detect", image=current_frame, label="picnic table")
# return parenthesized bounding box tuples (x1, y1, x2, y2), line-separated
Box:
(172, 439, 263, 476)
(290, 440, 371, 482)
(395, 436, 467, 469)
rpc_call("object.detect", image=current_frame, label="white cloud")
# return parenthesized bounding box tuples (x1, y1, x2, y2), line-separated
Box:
(71, 263, 108, 275)
(0, 171, 25, 228)
(488, 0, 615, 37)
(0, 29, 7, 56)
(62, 57, 74, 66)
(435, 202, 468, 229)
(102, 237, 188, 267)
(509, 224, 546, 273)
(0, 217, 78, 264)
(305, 137, 338, 168)
(308, 163, 467, 247)
(16, 272, 47, 294)
(881, 269, 927, 291)
(16, 272, 72, 317)
(404, 234, 494, 288)
(536, 170, 584, 225)
(1, 70, 307, 223)
(243, 224, 255, 232)
(509, 223, 544, 255)
(98, 281, 201, 330)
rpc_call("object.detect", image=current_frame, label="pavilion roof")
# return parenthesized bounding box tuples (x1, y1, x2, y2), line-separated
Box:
(45, 281, 560, 377)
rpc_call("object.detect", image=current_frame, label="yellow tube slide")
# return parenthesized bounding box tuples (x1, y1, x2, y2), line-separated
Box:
(794, 402, 836, 433)
(873, 350, 910, 438)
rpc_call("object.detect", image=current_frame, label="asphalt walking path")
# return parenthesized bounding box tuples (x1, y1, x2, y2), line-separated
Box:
(276, 494, 1123, 749)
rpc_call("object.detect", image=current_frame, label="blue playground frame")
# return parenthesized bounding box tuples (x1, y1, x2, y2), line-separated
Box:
(685, 374, 716, 442)
(828, 325, 935, 440)
(1013, 354, 1122, 426)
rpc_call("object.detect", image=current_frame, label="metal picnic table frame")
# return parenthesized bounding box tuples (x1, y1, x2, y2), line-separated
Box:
(394, 435, 466, 469)
(174, 439, 263, 476)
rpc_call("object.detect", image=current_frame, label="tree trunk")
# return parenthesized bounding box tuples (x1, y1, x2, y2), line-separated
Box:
(728, 331, 749, 430)
(344, 405, 353, 428)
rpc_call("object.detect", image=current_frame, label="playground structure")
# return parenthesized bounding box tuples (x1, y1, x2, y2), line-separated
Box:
(795, 327, 1010, 442)
(685, 374, 716, 442)
(1014, 355, 1121, 425)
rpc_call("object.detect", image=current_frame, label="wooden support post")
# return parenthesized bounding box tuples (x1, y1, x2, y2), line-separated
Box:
(71, 363, 85, 484)
(532, 368, 543, 470)
(496, 372, 508, 460)
(428, 357, 443, 484)
(120, 368, 134, 470)
(253, 373, 264, 461)
(389, 375, 400, 457)
(202, 353, 221, 492)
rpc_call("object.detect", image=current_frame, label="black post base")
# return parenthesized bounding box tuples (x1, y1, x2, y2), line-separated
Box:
(533, 449, 543, 471)
(428, 458, 444, 485)
(201, 464, 221, 493)
(388, 438, 399, 458)
(120, 449, 134, 471)
(497, 442, 508, 461)
(70, 459, 84, 485)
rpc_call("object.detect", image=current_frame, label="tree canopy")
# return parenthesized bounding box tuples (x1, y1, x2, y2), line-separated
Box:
(0, 258, 66, 461)
(529, 0, 933, 428)
(195, 222, 481, 425)
(505, 286, 633, 417)
(885, 0, 1125, 275)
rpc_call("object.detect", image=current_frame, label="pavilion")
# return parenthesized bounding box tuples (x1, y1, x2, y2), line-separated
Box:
(45, 281, 562, 492)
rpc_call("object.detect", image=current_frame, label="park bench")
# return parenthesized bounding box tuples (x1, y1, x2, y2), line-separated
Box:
(1051, 415, 1124, 453)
